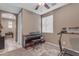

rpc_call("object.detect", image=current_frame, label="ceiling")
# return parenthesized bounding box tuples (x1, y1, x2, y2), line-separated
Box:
(0, 3, 68, 15)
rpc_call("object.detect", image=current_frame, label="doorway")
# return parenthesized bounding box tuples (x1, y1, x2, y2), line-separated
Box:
(0, 12, 21, 54)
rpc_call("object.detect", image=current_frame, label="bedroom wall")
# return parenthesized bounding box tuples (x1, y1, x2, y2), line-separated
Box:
(42, 3, 79, 51)
(22, 9, 41, 35)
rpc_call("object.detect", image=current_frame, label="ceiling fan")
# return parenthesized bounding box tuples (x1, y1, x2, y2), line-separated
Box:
(35, 3, 56, 10)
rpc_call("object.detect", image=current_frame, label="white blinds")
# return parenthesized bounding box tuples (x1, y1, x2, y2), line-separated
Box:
(42, 15, 53, 33)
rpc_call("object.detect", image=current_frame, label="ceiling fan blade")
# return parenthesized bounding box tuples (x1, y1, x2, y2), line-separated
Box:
(35, 5, 39, 10)
(44, 3, 50, 9)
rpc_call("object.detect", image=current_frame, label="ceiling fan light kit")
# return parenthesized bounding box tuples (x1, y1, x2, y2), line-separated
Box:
(38, 3, 44, 6)
(35, 3, 50, 10)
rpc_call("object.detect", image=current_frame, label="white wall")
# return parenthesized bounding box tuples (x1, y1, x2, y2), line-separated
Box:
(17, 11, 23, 47)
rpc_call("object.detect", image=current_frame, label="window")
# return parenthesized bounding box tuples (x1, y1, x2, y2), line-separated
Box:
(42, 15, 53, 33)
(1, 13, 16, 20)
(8, 21, 12, 29)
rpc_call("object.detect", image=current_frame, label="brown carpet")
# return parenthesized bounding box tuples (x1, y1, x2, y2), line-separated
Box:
(0, 42, 59, 56)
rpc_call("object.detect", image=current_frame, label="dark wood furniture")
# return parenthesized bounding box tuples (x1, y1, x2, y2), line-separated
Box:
(0, 36, 5, 49)
(23, 32, 45, 48)
(5, 32, 13, 38)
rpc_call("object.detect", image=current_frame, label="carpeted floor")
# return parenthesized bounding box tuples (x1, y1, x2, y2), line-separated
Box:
(0, 42, 60, 56)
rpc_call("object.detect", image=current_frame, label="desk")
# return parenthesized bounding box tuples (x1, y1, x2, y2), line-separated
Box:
(23, 34, 45, 48)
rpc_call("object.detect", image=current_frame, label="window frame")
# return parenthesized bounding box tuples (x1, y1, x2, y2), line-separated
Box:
(42, 15, 53, 33)
(8, 21, 13, 29)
